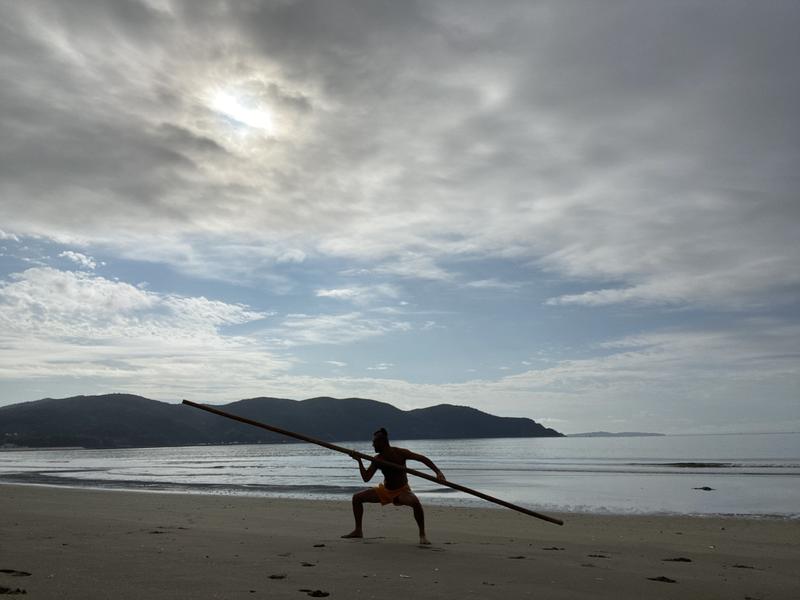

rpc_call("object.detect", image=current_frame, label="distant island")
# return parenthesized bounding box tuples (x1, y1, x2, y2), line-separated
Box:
(0, 393, 563, 449)
(568, 431, 665, 438)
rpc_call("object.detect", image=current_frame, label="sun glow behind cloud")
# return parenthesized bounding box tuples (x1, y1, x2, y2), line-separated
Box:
(210, 89, 274, 133)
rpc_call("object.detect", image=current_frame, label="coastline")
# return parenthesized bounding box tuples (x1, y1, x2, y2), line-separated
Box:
(2, 477, 798, 520)
(2, 484, 798, 599)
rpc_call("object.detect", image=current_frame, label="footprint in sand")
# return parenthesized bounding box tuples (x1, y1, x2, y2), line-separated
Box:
(147, 526, 188, 534)
(587, 554, 609, 559)
(647, 576, 677, 583)
(0, 571, 30, 578)
(542, 547, 565, 551)
(301, 562, 316, 567)
(0, 587, 27, 595)
(268, 574, 287, 580)
(662, 557, 692, 563)
(299, 589, 329, 597)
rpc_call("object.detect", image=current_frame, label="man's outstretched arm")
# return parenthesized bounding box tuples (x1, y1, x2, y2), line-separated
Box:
(402, 449, 446, 481)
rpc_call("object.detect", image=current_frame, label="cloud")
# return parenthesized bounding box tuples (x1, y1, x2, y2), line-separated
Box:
(2, 1, 794, 306)
(0, 267, 291, 398)
(465, 279, 522, 290)
(276, 248, 307, 264)
(1, 268, 796, 432)
(339, 254, 455, 282)
(267, 312, 412, 347)
(252, 319, 799, 433)
(315, 283, 399, 305)
(367, 362, 394, 371)
(316, 288, 361, 300)
(58, 250, 97, 270)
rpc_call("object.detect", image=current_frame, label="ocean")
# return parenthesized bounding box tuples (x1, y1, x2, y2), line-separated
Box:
(1, 433, 798, 517)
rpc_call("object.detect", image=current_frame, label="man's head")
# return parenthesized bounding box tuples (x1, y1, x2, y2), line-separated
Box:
(372, 427, 389, 452)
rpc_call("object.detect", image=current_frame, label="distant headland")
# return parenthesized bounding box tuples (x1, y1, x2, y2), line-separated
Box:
(568, 431, 665, 438)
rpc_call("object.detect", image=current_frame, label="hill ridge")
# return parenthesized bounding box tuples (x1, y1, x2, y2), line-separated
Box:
(0, 393, 562, 448)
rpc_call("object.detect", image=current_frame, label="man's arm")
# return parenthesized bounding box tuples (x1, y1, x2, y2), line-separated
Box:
(352, 454, 379, 482)
(400, 449, 446, 482)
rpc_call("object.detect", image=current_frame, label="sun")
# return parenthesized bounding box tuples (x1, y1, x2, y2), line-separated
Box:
(210, 89, 274, 133)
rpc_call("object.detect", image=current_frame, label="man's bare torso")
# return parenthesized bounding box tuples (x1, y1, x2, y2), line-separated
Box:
(376, 446, 409, 490)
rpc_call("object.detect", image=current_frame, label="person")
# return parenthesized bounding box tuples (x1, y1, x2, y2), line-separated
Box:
(341, 427, 445, 545)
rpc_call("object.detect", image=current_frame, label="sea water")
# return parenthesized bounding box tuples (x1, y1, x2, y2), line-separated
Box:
(1, 433, 798, 517)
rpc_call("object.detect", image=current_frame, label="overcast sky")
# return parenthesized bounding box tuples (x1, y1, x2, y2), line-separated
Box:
(1, 0, 798, 434)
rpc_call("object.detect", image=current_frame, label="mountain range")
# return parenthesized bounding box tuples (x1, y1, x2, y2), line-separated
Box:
(0, 394, 562, 449)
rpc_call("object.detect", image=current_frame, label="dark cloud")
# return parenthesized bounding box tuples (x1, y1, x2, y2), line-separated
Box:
(157, 123, 228, 154)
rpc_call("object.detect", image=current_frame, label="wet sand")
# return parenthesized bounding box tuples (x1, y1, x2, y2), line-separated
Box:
(1, 484, 798, 599)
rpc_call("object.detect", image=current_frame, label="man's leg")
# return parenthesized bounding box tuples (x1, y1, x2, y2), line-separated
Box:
(394, 491, 430, 545)
(341, 489, 381, 538)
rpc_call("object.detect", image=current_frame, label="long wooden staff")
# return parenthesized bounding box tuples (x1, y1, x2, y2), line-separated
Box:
(182, 399, 564, 526)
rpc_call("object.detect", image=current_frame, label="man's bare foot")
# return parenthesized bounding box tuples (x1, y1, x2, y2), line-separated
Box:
(341, 530, 363, 539)
(419, 535, 431, 545)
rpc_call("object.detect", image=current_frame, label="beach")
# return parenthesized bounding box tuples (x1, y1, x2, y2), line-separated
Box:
(1, 484, 798, 599)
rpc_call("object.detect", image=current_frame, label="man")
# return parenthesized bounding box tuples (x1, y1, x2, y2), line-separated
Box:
(342, 427, 446, 545)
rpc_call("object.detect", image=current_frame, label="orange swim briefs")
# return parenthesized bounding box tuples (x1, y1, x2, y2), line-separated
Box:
(375, 483, 411, 506)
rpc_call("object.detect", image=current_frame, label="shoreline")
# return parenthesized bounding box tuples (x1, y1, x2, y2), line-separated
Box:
(2, 484, 799, 599)
(2, 478, 797, 521)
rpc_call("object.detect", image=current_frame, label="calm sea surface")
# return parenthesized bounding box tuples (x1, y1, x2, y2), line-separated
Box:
(1, 433, 798, 517)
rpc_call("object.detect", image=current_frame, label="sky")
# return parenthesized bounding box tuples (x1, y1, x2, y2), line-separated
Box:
(0, 0, 798, 434)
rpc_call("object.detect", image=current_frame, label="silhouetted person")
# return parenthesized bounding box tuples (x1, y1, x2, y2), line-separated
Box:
(342, 427, 445, 545)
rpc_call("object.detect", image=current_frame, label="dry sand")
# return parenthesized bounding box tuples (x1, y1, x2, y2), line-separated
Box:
(1, 484, 798, 599)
